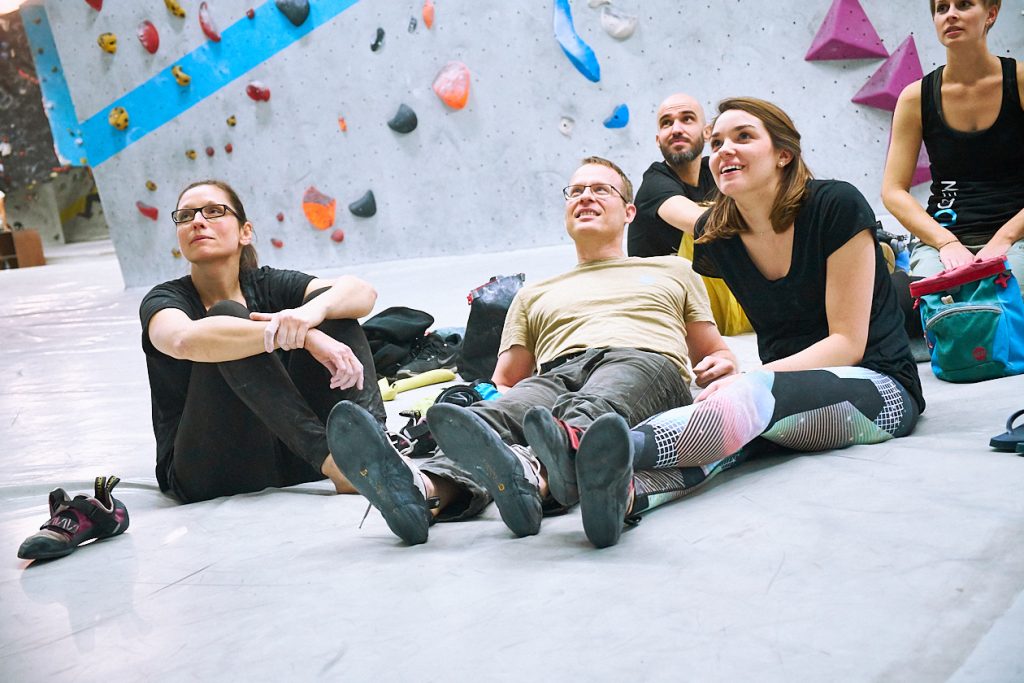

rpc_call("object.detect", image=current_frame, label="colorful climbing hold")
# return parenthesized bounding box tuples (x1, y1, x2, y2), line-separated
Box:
(348, 190, 376, 218)
(138, 20, 160, 54)
(553, 0, 600, 82)
(136, 201, 159, 221)
(97, 32, 117, 54)
(164, 0, 186, 18)
(432, 61, 471, 110)
(224, 143, 233, 154)
(338, 116, 348, 132)
(226, 115, 237, 126)
(806, 0, 888, 61)
(275, 0, 310, 27)
(85, 0, 103, 11)
(246, 8, 255, 19)
(271, 238, 284, 248)
(330, 229, 345, 243)
(205, 146, 215, 157)
(199, 2, 221, 42)
(603, 103, 629, 129)
(246, 81, 271, 101)
(172, 64, 191, 86)
(146, 180, 157, 191)
(172, 247, 182, 258)
(185, 149, 197, 160)
(852, 35, 922, 111)
(408, 17, 417, 33)
(600, 6, 637, 40)
(422, 0, 435, 29)
(302, 186, 336, 230)
(387, 103, 417, 133)
(559, 116, 574, 136)
(371, 27, 385, 51)
(276, 212, 285, 222)
(108, 107, 128, 130)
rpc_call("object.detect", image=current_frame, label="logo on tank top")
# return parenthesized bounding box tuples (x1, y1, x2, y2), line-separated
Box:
(933, 180, 958, 227)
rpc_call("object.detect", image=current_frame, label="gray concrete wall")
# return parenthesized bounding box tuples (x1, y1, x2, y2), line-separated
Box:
(40, 0, 1024, 287)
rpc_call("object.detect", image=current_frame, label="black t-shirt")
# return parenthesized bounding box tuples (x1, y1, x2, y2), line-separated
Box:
(628, 158, 717, 257)
(139, 266, 315, 491)
(693, 180, 925, 412)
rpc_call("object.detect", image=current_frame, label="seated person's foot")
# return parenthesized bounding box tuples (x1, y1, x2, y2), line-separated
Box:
(575, 412, 634, 548)
(523, 406, 580, 507)
(327, 401, 435, 545)
(427, 403, 543, 537)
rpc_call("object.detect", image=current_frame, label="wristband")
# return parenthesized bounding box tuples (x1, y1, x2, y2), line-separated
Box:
(936, 238, 960, 250)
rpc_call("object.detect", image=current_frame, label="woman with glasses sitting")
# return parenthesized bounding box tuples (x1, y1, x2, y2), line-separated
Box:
(140, 179, 386, 503)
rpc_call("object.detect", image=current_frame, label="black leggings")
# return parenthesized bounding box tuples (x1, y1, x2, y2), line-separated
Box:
(168, 293, 385, 503)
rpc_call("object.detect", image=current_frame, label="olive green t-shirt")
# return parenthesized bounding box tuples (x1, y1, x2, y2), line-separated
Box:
(499, 256, 714, 383)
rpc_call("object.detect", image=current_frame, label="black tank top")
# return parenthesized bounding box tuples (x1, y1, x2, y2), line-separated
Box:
(921, 57, 1024, 245)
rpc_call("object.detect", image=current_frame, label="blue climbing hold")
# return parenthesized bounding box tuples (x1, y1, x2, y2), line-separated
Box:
(603, 103, 629, 129)
(553, 0, 600, 83)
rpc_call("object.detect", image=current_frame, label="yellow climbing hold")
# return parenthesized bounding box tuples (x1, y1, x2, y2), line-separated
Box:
(172, 64, 191, 86)
(97, 32, 117, 54)
(164, 0, 186, 18)
(108, 106, 128, 130)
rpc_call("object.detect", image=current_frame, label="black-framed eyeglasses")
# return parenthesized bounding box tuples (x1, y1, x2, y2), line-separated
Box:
(562, 183, 626, 202)
(171, 204, 238, 224)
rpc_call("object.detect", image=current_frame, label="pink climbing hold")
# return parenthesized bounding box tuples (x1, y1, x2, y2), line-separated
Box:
(136, 201, 159, 221)
(330, 229, 345, 243)
(199, 2, 221, 42)
(433, 61, 471, 110)
(246, 81, 271, 101)
(137, 20, 160, 54)
(805, 0, 887, 61)
(271, 238, 284, 248)
(852, 35, 923, 112)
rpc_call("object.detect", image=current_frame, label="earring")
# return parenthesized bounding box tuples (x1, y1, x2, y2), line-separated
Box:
(778, 162, 784, 167)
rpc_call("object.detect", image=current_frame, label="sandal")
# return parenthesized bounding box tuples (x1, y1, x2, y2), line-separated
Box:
(990, 410, 1024, 452)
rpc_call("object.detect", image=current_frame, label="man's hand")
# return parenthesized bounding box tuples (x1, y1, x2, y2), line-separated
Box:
(303, 329, 364, 390)
(250, 307, 323, 352)
(692, 354, 737, 388)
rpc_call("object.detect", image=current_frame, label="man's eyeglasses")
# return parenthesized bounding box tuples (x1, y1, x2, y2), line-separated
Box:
(171, 204, 238, 224)
(562, 184, 626, 202)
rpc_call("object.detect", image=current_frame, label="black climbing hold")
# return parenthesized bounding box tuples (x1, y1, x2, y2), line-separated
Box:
(275, 0, 310, 27)
(348, 190, 376, 218)
(408, 17, 417, 33)
(370, 27, 384, 51)
(387, 103, 418, 134)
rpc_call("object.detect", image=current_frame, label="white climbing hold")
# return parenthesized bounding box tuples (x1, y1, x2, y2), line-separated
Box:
(559, 116, 575, 136)
(601, 5, 637, 40)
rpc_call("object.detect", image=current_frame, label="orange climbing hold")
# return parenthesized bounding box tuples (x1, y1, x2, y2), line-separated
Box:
(432, 61, 470, 110)
(302, 186, 336, 230)
(422, 0, 435, 29)
(338, 116, 348, 132)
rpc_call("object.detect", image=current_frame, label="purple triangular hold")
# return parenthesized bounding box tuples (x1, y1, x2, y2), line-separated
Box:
(852, 35, 923, 112)
(806, 0, 888, 61)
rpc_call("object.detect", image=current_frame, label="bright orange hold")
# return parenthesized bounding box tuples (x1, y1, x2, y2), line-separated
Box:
(432, 61, 470, 110)
(422, 0, 434, 29)
(338, 116, 347, 132)
(302, 186, 336, 230)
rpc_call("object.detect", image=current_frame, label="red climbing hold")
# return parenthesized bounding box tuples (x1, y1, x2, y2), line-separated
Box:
(136, 201, 159, 221)
(422, 0, 434, 29)
(302, 186, 336, 230)
(271, 238, 284, 248)
(276, 212, 285, 222)
(246, 8, 255, 19)
(330, 229, 345, 243)
(246, 81, 271, 101)
(86, 0, 103, 12)
(137, 20, 159, 54)
(205, 146, 215, 157)
(433, 61, 471, 110)
(199, 2, 222, 42)
(224, 143, 233, 154)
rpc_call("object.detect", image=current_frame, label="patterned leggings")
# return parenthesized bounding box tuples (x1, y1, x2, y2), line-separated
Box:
(629, 368, 920, 515)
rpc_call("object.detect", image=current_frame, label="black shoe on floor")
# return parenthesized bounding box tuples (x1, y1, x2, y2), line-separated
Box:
(395, 332, 461, 379)
(575, 412, 634, 548)
(523, 406, 579, 507)
(327, 401, 432, 545)
(427, 403, 542, 537)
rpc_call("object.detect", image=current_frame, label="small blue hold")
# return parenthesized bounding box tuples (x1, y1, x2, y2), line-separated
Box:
(553, 0, 600, 83)
(603, 103, 629, 129)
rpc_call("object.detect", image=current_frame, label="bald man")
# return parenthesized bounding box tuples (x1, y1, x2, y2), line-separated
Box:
(628, 93, 717, 258)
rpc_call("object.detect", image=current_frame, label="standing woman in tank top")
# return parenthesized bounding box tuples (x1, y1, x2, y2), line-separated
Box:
(882, 0, 1024, 286)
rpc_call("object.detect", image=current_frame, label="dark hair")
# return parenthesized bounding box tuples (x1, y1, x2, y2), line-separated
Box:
(176, 179, 258, 271)
(929, 0, 1001, 31)
(697, 97, 813, 244)
(579, 155, 634, 204)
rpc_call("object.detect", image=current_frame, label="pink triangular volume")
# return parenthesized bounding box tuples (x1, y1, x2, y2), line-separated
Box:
(852, 35, 923, 112)
(806, 0, 888, 61)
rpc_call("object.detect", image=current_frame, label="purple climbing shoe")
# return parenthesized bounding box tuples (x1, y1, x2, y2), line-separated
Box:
(18, 476, 130, 561)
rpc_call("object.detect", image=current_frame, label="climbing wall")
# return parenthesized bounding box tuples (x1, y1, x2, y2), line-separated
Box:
(36, 0, 1023, 287)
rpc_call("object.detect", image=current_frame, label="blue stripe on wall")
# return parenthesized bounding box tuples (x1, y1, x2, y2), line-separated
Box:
(79, 0, 360, 167)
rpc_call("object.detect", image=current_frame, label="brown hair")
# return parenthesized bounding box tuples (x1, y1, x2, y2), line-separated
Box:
(579, 155, 634, 204)
(697, 97, 813, 244)
(929, 0, 1001, 30)
(176, 179, 258, 271)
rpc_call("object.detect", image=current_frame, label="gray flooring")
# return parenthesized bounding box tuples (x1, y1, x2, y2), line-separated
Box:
(1, 241, 1022, 682)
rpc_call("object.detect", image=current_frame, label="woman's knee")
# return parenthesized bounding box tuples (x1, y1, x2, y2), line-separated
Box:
(909, 243, 943, 278)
